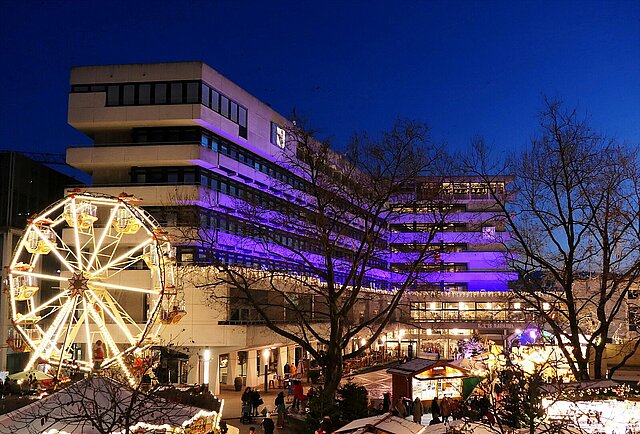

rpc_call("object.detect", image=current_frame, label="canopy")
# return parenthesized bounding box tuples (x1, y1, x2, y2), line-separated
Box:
(0, 376, 221, 434)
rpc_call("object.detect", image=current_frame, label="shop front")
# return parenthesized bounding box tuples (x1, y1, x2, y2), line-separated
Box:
(388, 358, 472, 401)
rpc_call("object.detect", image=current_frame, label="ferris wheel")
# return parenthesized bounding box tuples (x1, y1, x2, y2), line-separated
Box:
(6, 191, 186, 378)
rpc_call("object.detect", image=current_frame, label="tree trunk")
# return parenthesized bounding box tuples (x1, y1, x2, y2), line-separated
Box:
(322, 349, 344, 400)
(593, 345, 605, 380)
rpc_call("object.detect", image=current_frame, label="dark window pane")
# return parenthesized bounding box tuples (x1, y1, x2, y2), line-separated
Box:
(239, 107, 247, 127)
(107, 85, 120, 105)
(210, 90, 219, 111)
(230, 101, 238, 122)
(73, 85, 89, 92)
(201, 84, 210, 107)
(139, 84, 151, 104)
(123, 84, 135, 105)
(186, 82, 199, 103)
(271, 122, 278, 144)
(90, 85, 105, 92)
(220, 95, 229, 117)
(170, 83, 183, 103)
(154, 83, 167, 104)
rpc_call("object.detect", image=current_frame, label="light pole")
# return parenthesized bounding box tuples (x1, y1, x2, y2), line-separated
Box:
(398, 329, 405, 359)
(263, 348, 270, 392)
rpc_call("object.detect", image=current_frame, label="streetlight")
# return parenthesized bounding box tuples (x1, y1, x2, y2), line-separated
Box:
(263, 349, 270, 392)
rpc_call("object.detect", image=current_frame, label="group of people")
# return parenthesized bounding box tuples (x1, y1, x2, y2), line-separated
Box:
(241, 387, 264, 421)
(373, 392, 464, 426)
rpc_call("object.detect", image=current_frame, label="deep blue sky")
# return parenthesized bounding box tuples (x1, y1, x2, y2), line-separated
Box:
(1, 1, 639, 163)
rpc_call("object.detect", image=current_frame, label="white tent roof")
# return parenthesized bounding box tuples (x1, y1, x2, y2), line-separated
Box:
(0, 376, 219, 434)
(334, 413, 426, 434)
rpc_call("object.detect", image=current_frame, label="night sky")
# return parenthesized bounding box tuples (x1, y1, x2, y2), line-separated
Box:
(1, 1, 638, 165)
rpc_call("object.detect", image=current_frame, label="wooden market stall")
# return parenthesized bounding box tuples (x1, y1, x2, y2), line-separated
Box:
(387, 358, 473, 401)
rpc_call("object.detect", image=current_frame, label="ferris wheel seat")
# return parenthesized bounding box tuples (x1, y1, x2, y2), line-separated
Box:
(14, 285, 39, 301)
(112, 218, 141, 234)
(6, 337, 30, 352)
(25, 240, 53, 254)
(160, 308, 187, 324)
(15, 313, 41, 324)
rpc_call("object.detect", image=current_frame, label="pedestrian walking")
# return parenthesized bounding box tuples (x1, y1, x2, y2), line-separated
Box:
(275, 391, 286, 428)
(412, 397, 422, 424)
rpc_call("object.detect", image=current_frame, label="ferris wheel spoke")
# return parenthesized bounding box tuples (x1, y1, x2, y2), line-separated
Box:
(70, 199, 84, 271)
(86, 203, 122, 272)
(16, 292, 68, 323)
(31, 225, 76, 273)
(82, 298, 94, 368)
(91, 238, 153, 277)
(11, 269, 67, 282)
(86, 291, 139, 346)
(85, 301, 126, 367)
(56, 296, 81, 376)
(24, 301, 74, 371)
(91, 281, 160, 296)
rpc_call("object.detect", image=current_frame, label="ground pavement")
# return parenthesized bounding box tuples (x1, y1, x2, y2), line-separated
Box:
(217, 369, 436, 433)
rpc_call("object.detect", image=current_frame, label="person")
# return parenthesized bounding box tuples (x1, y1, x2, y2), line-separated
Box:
(441, 397, 450, 423)
(394, 397, 407, 418)
(261, 414, 275, 434)
(290, 363, 297, 377)
(283, 361, 290, 377)
(382, 392, 391, 413)
(275, 391, 286, 428)
(292, 379, 305, 411)
(250, 389, 263, 416)
(412, 397, 423, 424)
(431, 397, 440, 420)
(248, 427, 256, 434)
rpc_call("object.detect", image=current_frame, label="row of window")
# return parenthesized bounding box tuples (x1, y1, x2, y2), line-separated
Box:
(391, 262, 468, 272)
(145, 205, 388, 269)
(130, 126, 310, 193)
(390, 242, 468, 253)
(389, 222, 468, 233)
(390, 222, 503, 234)
(130, 166, 369, 243)
(72, 80, 248, 138)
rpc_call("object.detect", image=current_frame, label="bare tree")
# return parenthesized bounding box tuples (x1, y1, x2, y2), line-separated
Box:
(461, 99, 640, 380)
(171, 118, 449, 403)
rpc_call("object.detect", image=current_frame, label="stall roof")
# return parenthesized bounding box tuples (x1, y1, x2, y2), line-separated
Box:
(334, 413, 426, 434)
(387, 358, 472, 378)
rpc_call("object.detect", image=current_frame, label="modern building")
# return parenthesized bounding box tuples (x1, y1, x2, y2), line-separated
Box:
(0, 151, 77, 372)
(59, 61, 524, 391)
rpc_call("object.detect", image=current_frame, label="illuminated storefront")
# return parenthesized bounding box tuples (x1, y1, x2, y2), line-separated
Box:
(388, 358, 473, 401)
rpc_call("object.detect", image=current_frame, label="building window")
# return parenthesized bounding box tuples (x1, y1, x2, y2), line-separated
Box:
(155, 83, 167, 104)
(271, 122, 286, 148)
(106, 85, 120, 105)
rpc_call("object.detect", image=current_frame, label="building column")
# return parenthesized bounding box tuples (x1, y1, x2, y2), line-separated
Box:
(246, 350, 258, 388)
(203, 347, 220, 396)
(227, 352, 239, 386)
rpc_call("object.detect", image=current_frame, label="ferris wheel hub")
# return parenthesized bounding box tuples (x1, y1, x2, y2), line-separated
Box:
(67, 272, 90, 297)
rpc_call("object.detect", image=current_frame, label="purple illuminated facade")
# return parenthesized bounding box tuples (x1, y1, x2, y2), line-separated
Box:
(66, 62, 522, 380)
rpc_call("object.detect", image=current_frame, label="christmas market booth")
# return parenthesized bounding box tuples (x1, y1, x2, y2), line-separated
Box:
(0, 376, 223, 434)
(387, 358, 475, 402)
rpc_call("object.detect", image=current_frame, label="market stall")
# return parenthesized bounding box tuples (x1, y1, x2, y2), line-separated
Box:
(387, 358, 473, 401)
